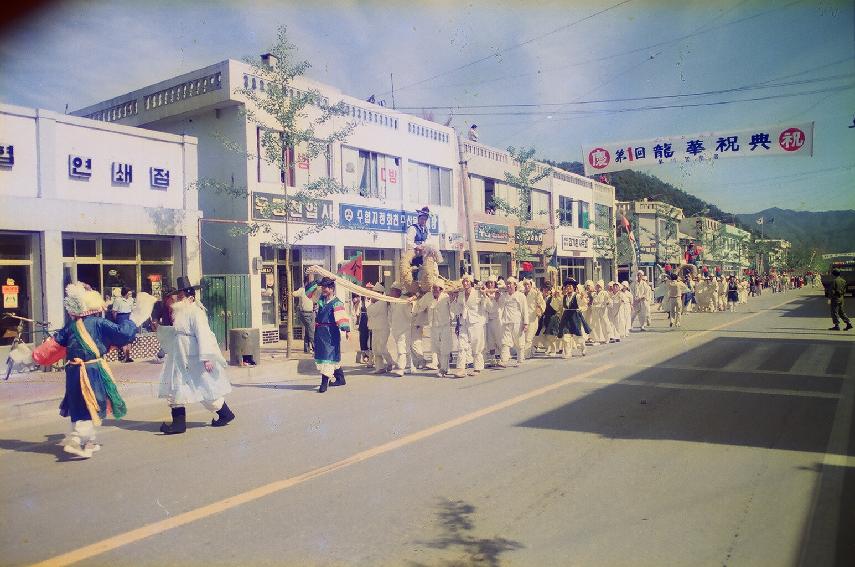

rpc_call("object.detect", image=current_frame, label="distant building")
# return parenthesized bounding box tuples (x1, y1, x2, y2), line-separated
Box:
(679, 216, 751, 275)
(755, 239, 791, 273)
(616, 199, 684, 281)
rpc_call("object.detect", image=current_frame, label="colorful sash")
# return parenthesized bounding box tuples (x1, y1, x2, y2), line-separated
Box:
(69, 320, 128, 425)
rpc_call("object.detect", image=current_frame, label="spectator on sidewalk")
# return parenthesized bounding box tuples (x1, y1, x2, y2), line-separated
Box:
(828, 269, 853, 331)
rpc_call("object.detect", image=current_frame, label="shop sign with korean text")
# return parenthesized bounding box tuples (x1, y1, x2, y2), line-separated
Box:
(339, 204, 439, 233)
(515, 227, 545, 246)
(252, 192, 333, 223)
(474, 223, 510, 243)
(583, 122, 814, 175)
(560, 235, 590, 253)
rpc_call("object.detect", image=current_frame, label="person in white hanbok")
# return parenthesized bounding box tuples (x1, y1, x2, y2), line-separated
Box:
(158, 279, 233, 434)
(497, 277, 528, 366)
(618, 282, 633, 337)
(366, 284, 394, 373)
(388, 282, 416, 377)
(451, 274, 487, 376)
(419, 283, 454, 377)
(632, 271, 652, 330)
(482, 277, 503, 366)
(588, 280, 613, 344)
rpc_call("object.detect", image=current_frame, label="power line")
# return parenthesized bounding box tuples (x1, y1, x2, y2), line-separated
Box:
(372, 0, 634, 97)
(436, 83, 855, 117)
(395, 72, 854, 110)
(400, 0, 804, 95)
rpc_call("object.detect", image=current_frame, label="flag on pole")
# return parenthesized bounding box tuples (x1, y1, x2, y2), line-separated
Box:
(620, 214, 635, 242)
(337, 253, 363, 284)
(756, 217, 764, 225)
(549, 246, 559, 269)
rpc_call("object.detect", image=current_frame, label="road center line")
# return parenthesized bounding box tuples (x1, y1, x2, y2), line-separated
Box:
(30, 363, 615, 567)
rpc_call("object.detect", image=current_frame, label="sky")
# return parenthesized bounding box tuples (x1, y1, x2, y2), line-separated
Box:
(1, 0, 853, 214)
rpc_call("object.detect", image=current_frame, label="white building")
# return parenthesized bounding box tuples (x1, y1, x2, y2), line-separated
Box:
(616, 200, 684, 281)
(462, 139, 616, 285)
(679, 216, 752, 275)
(74, 57, 460, 344)
(0, 103, 200, 354)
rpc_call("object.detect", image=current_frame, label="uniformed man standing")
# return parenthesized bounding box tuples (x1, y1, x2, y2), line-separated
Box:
(828, 268, 852, 331)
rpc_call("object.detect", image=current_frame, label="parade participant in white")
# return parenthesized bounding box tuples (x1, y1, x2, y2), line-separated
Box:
(497, 277, 529, 366)
(418, 283, 455, 377)
(665, 274, 689, 328)
(632, 271, 652, 330)
(451, 274, 487, 376)
(158, 277, 234, 434)
(618, 281, 634, 337)
(388, 282, 416, 377)
(366, 284, 394, 373)
(482, 276, 503, 366)
(588, 280, 613, 344)
(523, 278, 545, 358)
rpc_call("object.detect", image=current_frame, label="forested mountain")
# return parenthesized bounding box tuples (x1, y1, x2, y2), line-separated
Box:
(735, 208, 855, 254)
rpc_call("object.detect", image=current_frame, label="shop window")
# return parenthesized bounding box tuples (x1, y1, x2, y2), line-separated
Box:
(76, 264, 100, 291)
(103, 265, 138, 294)
(141, 266, 173, 298)
(260, 245, 275, 261)
(558, 196, 574, 226)
(140, 239, 172, 261)
(0, 234, 30, 260)
(365, 249, 382, 261)
(75, 239, 97, 257)
(578, 201, 590, 229)
(62, 238, 75, 258)
(484, 179, 496, 214)
(102, 239, 136, 260)
(0, 265, 31, 346)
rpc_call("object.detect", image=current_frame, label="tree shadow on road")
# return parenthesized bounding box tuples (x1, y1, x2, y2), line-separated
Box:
(409, 498, 524, 567)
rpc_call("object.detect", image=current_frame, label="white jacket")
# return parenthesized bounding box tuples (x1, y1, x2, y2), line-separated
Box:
(419, 292, 454, 329)
(498, 291, 528, 326)
(366, 300, 390, 331)
(451, 289, 487, 326)
(389, 301, 414, 335)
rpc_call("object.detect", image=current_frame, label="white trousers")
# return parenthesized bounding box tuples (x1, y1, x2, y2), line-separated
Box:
(485, 318, 502, 359)
(633, 301, 650, 328)
(431, 325, 453, 373)
(524, 321, 538, 355)
(392, 329, 411, 373)
(500, 323, 525, 364)
(410, 325, 427, 368)
(371, 328, 394, 369)
(457, 323, 485, 372)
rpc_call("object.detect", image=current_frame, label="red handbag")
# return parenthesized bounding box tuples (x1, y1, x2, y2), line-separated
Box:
(32, 337, 67, 366)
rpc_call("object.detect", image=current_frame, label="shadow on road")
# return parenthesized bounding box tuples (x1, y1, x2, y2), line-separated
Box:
(517, 337, 850, 453)
(232, 382, 318, 391)
(409, 498, 524, 567)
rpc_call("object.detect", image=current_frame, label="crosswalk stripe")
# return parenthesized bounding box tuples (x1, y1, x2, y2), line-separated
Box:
(790, 344, 837, 377)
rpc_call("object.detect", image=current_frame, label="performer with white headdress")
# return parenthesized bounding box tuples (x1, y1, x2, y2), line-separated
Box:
(43, 283, 140, 458)
(522, 278, 545, 358)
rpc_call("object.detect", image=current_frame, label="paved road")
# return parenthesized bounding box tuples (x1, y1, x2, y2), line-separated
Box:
(1, 288, 853, 567)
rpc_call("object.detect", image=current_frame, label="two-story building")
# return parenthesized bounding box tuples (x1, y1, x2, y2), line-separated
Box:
(74, 57, 460, 344)
(0, 103, 200, 354)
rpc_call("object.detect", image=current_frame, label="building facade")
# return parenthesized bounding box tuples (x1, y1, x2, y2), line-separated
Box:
(0, 103, 200, 353)
(74, 58, 461, 343)
(616, 199, 685, 281)
(679, 216, 751, 275)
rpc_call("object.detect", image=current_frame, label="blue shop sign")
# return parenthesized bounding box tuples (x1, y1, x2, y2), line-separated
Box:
(339, 204, 439, 233)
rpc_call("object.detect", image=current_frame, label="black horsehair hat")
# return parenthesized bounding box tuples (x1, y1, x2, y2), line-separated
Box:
(167, 276, 202, 296)
(319, 276, 336, 288)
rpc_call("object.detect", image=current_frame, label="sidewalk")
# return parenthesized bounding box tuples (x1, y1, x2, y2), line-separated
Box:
(0, 338, 360, 423)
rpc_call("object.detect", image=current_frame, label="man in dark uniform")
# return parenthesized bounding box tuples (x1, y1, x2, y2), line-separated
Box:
(828, 269, 852, 331)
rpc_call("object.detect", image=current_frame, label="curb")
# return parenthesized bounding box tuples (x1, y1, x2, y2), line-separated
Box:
(0, 356, 319, 425)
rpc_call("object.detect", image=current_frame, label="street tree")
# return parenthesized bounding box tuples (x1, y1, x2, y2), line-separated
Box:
(196, 26, 354, 357)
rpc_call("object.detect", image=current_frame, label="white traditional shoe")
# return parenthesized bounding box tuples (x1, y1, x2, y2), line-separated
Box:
(84, 441, 102, 452)
(63, 439, 93, 459)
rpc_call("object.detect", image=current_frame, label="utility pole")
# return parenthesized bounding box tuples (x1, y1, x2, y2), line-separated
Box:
(390, 73, 396, 110)
(457, 134, 480, 278)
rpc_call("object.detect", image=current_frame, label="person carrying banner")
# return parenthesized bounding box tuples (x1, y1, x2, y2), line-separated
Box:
(302, 269, 351, 392)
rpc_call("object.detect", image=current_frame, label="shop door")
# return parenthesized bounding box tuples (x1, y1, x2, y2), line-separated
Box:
(201, 274, 250, 348)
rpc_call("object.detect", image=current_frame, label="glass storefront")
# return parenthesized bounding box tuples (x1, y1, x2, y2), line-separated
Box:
(343, 247, 396, 288)
(477, 252, 510, 280)
(61, 236, 175, 299)
(260, 245, 331, 339)
(0, 233, 35, 347)
(559, 257, 587, 285)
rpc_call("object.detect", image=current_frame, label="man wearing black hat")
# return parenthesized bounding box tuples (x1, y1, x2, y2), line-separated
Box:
(158, 276, 235, 434)
(304, 268, 351, 392)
